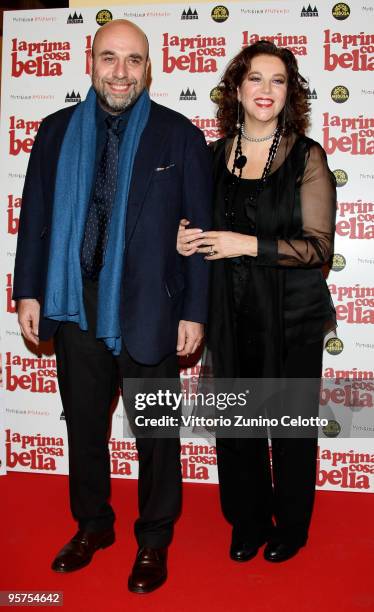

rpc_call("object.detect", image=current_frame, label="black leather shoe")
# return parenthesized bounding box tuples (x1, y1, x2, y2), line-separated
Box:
(128, 547, 167, 594)
(51, 528, 115, 572)
(264, 541, 302, 563)
(230, 543, 260, 562)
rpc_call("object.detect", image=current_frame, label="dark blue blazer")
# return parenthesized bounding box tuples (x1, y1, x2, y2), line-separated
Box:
(13, 101, 212, 364)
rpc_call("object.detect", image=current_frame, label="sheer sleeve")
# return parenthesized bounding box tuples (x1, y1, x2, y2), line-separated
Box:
(256, 143, 336, 267)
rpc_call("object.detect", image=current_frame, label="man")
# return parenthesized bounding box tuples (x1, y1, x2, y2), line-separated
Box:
(13, 20, 211, 594)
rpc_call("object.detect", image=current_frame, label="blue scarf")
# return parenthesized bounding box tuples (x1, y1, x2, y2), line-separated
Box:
(44, 87, 151, 355)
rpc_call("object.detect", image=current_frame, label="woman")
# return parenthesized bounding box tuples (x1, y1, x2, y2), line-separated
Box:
(177, 41, 336, 563)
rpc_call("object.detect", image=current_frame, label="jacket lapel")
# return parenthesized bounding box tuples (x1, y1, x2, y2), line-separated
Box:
(125, 104, 167, 246)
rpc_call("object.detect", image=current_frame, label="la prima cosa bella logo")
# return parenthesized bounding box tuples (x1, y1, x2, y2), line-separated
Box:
(6, 429, 64, 471)
(316, 448, 373, 490)
(5, 351, 58, 393)
(8, 115, 42, 156)
(241, 32, 308, 55)
(162, 32, 226, 73)
(322, 113, 374, 155)
(324, 30, 374, 71)
(336, 198, 374, 240)
(11, 38, 71, 77)
(6, 196, 22, 236)
(109, 437, 137, 476)
(6, 273, 17, 312)
(319, 377, 373, 409)
(191, 115, 221, 142)
(327, 283, 374, 324)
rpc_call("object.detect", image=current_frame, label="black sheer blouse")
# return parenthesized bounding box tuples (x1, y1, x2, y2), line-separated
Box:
(206, 133, 337, 378)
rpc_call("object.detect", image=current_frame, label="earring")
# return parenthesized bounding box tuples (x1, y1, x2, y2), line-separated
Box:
(235, 101, 241, 130)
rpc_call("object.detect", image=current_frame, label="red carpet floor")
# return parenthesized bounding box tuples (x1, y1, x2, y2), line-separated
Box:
(1, 472, 373, 612)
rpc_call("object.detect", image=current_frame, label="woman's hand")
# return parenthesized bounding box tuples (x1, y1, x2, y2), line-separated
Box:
(193, 231, 258, 260)
(176, 218, 203, 256)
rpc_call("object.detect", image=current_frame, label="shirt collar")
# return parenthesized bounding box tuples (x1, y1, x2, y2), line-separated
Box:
(95, 100, 132, 134)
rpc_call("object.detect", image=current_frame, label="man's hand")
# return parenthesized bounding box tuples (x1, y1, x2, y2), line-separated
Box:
(17, 299, 40, 345)
(177, 320, 204, 356)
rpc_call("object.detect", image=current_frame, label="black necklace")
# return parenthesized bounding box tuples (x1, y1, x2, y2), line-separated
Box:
(224, 126, 283, 229)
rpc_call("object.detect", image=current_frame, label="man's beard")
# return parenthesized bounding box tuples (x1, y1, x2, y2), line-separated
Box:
(93, 76, 141, 113)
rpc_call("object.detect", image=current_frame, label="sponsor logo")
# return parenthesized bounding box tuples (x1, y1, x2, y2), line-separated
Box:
(322, 420, 341, 437)
(240, 7, 290, 15)
(306, 86, 317, 99)
(9, 116, 41, 156)
(301, 4, 318, 16)
(67, 11, 83, 24)
(65, 90, 81, 103)
(328, 284, 374, 324)
(6, 429, 64, 472)
(332, 3, 350, 20)
(323, 113, 374, 155)
(324, 30, 374, 71)
(123, 10, 171, 18)
(333, 169, 348, 187)
(211, 5, 229, 22)
(5, 351, 58, 393)
(336, 199, 374, 240)
(180, 88, 196, 100)
(191, 115, 221, 142)
(181, 7, 198, 20)
(331, 85, 349, 103)
(7, 195, 21, 235)
(150, 91, 169, 99)
(325, 337, 344, 355)
(332, 254, 346, 271)
(210, 86, 222, 103)
(96, 10, 113, 26)
(242, 32, 308, 56)
(162, 33, 226, 74)
(11, 38, 71, 77)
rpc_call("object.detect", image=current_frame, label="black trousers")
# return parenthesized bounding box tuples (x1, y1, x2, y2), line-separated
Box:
(54, 280, 182, 548)
(216, 340, 323, 547)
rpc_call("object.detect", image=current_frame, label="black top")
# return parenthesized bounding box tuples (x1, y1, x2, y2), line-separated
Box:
(206, 133, 337, 378)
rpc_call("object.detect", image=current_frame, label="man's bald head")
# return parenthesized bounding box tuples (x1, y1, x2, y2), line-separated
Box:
(90, 19, 150, 114)
(92, 19, 149, 60)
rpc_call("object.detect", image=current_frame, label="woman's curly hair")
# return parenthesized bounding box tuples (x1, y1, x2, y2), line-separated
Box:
(217, 40, 310, 137)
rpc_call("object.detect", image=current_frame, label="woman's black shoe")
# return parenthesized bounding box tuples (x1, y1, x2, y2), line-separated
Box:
(263, 541, 302, 563)
(230, 542, 261, 562)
